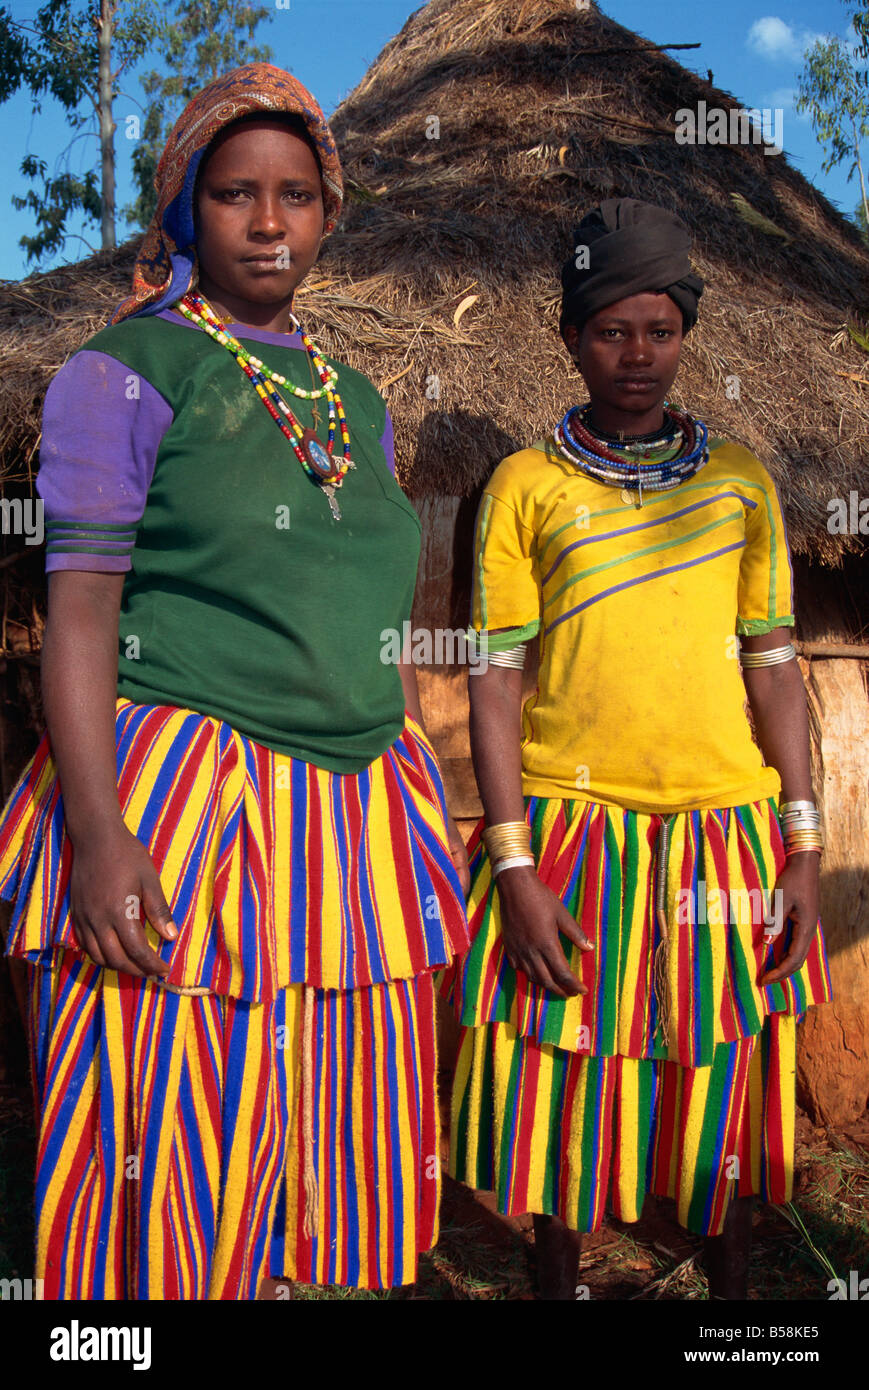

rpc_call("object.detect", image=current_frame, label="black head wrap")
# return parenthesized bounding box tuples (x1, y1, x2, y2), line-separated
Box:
(560, 198, 704, 335)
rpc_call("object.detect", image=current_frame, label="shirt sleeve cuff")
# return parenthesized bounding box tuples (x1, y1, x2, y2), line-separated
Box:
(46, 551, 132, 573)
(736, 615, 795, 636)
(467, 619, 540, 653)
(45, 520, 137, 572)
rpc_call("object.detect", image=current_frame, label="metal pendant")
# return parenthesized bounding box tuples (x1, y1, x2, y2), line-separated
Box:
(620, 487, 643, 508)
(322, 484, 341, 521)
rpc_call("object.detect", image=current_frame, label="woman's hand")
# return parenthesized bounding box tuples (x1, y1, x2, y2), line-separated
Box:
(759, 852, 820, 987)
(446, 814, 471, 895)
(69, 820, 179, 979)
(495, 866, 593, 998)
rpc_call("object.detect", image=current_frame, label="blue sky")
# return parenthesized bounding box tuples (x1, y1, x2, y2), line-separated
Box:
(0, 0, 860, 280)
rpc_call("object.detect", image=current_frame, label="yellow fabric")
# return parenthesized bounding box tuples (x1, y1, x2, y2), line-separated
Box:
(470, 437, 795, 812)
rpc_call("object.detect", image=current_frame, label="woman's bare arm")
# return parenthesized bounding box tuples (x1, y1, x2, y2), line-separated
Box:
(740, 627, 820, 985)
(397, 654, 470, 893)
(469, 657, 591, 997)
(43, 572, 130, 843)
(42, 571, 176, 976)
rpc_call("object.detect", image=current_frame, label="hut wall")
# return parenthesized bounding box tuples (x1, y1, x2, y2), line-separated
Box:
(793, 557, 869, 1125)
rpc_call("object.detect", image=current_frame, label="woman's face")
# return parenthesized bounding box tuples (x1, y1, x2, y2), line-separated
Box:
(562, 292, 684, 434)
(194, 116, 325, 327)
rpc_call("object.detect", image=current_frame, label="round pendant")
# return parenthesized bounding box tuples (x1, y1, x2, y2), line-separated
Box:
(301, 428, 341, 481)
(620, 488, 633, 505)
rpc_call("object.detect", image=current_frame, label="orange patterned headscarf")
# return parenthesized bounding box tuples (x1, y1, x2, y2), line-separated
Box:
(112, 63, 343, 324)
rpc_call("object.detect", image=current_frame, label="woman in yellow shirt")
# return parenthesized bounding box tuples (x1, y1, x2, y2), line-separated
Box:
(444, 199, 830, 1299)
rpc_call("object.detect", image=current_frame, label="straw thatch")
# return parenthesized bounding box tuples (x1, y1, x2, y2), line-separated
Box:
(3, 0, 869, 560)
(1, 0, 868, 704)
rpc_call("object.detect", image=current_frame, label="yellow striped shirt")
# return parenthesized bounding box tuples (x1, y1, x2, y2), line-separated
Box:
(470, 436, 795, 812)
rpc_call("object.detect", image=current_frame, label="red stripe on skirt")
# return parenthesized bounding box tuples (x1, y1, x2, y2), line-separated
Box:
(304, 766, 324, 983)
(383, 766, 427, 978)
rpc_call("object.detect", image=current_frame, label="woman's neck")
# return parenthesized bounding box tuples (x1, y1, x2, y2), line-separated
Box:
(583, 409, 674, 444)
(583, 400, 668, 439)
(194, 281, 296, 335)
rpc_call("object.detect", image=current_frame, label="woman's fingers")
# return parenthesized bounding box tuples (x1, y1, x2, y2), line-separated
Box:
(554, 904, 594, 953)
(451, 839, 471, 895)
(85, 882, 175, 979)
(760, 911, 814, 985)
(540, 941, 585, 996)
(108, 885, 172, 976)
(74, 919, 108, 968)
(87, 923, 149, 977)
(514, 940, 585, 998)
(141, 876, 179, 942)
(111, 914, 172, 977)
(518, 949, 573, 999)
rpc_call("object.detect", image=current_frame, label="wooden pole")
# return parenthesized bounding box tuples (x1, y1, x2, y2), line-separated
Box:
(795, 641, 869, 658)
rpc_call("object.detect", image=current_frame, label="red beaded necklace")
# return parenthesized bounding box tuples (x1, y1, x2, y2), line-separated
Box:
(178, 291, 355, 520)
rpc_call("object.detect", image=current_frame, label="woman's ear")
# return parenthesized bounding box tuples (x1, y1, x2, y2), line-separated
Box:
(561, 321, 582, 363)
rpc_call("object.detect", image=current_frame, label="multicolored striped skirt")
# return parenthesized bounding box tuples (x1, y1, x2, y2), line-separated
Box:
(0, 699, 470, 1297)
(442, 796, 831, 1237)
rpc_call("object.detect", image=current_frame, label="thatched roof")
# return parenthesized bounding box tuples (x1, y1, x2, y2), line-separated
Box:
(2, 0, 869, 573)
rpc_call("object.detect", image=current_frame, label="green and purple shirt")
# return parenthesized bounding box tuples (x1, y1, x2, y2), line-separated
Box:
(38, 309, 421, 771)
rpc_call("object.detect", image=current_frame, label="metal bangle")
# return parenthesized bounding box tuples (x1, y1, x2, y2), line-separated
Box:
(487, 643, 527, 669)
(739, 643, 796, 668)
(491, 855, 536, 877)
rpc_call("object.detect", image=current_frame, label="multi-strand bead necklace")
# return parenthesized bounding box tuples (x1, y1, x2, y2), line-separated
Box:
(553, 402, 709, 508)
(177, 291, 355, 520)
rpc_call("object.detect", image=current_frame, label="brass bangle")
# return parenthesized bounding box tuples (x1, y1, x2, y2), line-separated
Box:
(483, 821, 532, 861)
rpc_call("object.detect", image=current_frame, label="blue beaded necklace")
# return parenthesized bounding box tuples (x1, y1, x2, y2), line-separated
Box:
(554, 403, 709, 508)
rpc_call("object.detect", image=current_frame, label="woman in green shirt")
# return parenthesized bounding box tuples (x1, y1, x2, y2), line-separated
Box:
(0, 64, 470, 1300)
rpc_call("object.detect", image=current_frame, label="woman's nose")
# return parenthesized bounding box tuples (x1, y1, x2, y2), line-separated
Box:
(621, 336, 652, 363)
(250, 196, 286, 237)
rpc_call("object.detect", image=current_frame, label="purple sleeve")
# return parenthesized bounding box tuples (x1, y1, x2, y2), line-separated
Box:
(379, 407, 396, 476)
(39, 349, 173, 572)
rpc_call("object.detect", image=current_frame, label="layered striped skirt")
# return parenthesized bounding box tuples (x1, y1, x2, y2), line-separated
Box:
(442, 796, 831, 1237)
(0, 699, 470, 1297)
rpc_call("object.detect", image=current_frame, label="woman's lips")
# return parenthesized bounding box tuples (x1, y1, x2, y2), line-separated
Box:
(615, 378, 657, 392)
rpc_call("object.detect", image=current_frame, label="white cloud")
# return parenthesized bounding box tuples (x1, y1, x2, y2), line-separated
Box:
(747, 17, 824, 63)
(755, 86, 810, 122)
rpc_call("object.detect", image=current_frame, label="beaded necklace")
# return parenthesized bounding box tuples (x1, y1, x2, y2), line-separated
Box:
(553, 403, 709, 509)
(177, 291, 354, 520)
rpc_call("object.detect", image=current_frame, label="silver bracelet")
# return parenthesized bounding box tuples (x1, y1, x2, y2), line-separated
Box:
(739, 642, 796, 668)
(487, 643, 527, 669)
(491, 855, 536, 877)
